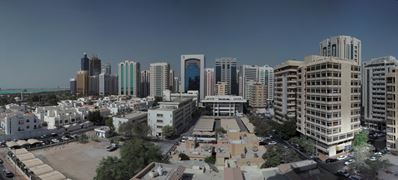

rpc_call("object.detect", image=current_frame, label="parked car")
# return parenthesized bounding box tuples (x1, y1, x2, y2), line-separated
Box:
(374, 152, 383, 156)
(337, 155, 348, 160)
(61, 136, 69, 141)
(369, 156, 377, 161)
(325, 158, 338, 163)
(3, 169, 14, 178)
(267, 141, 277, 145)
(349, 175, 363, 180)
(51, 138, 60, 143)
(345, 159, 355, 166)
(336, 170, 350, 177)
(106, 144, 119, 152)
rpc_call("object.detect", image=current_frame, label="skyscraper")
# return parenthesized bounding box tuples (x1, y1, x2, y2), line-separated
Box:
(215, 58, 238, 95)
(320, 35, 362, 63)
(204, 68, 215, 96)
(239, 65, 258, 99)
(362, 56, 398, 131)
(89, 75, 99, 95)
(89, 56, 102, 76)
(258, 65, 274, 102)
(386, 68, 398, 151)
(81, 53, 89, 71)
(296, 55, 361, 157)
(75, 71, 89, 96)
(118, 60, 141, 97)
(150, 62, 170, 98)
(248, 82, 267, 109)
(141, 70, 150, 97)
(169, 70, 175, 92)
(70, 78, 76, 95)
(181, 54, 205, 99)
(99, 63, 117, 96)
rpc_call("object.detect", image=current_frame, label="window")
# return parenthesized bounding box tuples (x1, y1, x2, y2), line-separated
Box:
(157, 114, 163, 118)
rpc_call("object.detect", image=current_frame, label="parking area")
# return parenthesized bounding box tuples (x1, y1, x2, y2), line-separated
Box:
(31, 141, 120, 180)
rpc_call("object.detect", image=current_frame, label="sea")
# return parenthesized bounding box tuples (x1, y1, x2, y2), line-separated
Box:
(0, 88, 68, 95)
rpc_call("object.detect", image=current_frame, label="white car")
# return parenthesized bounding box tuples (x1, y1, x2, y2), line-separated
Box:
(369, 156, 377, 161)
(267, 141, 277, 145)
(344, 159, 354, 166)
(51, 138, 60, 143)
(374, 152, 382, 156)
(337, 155, 348, 160)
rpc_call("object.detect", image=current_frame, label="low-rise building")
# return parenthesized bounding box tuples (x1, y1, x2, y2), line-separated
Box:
(112, 112, 148, 133)
(34, 106, 89, 129)
(0, 112, 42, 135)
(202, 96, 247, 116)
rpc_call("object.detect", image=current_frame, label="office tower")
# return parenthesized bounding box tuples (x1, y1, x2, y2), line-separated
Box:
(204, 68, 215, 96)
(140, 70, 150, 98)
(362, 56, 398, 131)
(248, 82, 267, 108)
(273, 60, 303, 123)
(215, 58, 238, 95)
(150, 62, 170, 98)
(296, 55, 361, 157)
(386, 68, 398, 150)
(216, 82, 227, 96)
(89, 75, 99, 95)
(81, 53, 89, 71)
(320, 35, 362, 63)
(118, 60, 141, 97)
(239, 65, 258, 99)
(75, 71, 89, 96)
(169, 70, 175, 92)
(99, 63, 116, 96)
(89, 56, 102, 76)
(258, 65, 274, 102)
(181, 54, 205, 99)
(70, 78, 76, 95)
(173, 77, 180, 93)
(102, 63, 112, 75)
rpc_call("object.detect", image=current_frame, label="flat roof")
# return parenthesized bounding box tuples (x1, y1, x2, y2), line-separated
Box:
(131, 162, 185, 180)
(220, 118, 240, 132)
(193, 118, 215, 132)
(116, 112, 147, 119)
(39, 170, 66, 180)
(14, 148, 29, 155)
(22, 158, 44, 168)
(224, 168, 244, 180)
(30, 164, 54, 176)
(240, 117, 255, 133)
(16, 152, 35, 161)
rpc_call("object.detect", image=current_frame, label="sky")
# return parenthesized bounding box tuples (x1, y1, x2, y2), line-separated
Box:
(1, 0, 398, 89)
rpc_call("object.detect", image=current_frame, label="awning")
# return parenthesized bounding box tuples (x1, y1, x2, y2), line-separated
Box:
(14, 148, 29, 155)
(29, 164, 54, 176)
(16, 140, 29, 146)
(27, 139, 42, 145)
(6, 141, 19, 148)
(39, 170, 66, 180)
(22, 158, 44, 168)
(16, 152, 35, 161)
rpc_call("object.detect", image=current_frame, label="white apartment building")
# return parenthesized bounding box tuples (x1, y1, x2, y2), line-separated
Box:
(320, 35, 361, 63)
(204, 68, 215, 96)
(386, 68, 398, 151)
(239, 65, 258, 99)
(258, 65, 274, 101)
(273, 60, 303, 123)
(34, 106, 89, 129)
(0, 112, 42, 135)
(362, 56, 398, 131)
(150, 62, 170, 98)
(296, 55, 361, 157)
(201, 95, 247, 116)
(148, 98, 195, 137)
(112, 112, 148, 133)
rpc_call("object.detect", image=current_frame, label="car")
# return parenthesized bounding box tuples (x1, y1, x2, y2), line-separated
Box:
(337, 155, 348, 160)
(325, 158, 338, 163)
(267, 141, 277, 145)
(336, 170, 350, 177)
(61, 136, 69, 141)
(106, 144, 119, 152)
(3, 169, 14, 178)
(348, 175, 362, 180)
(369, 156, 377, 161)
(345, 159, 355, 166)
(374, 152, 382, 156)
(51, 138, 60, 143)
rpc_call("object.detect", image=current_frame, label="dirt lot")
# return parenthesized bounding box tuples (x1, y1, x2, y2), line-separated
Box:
(32, 141, 120, 180)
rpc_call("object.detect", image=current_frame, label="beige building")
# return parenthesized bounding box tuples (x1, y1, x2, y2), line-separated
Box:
(216, 82, 227, 96)
(296, 55, 361, 157)
(273, 60, 303, 123)
(386, 68, 398, 151)
(150, 62, 170, 98)
(75, 70, 89, 96)
(248, 82, 267, 108)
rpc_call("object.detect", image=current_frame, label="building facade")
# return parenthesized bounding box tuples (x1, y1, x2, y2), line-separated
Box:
(239, 65, 259, 99)
(248, 82, 267, 109)
(258, 65, 274, 102)
(386, 68, 398, 151)
(140, 70, 150, 98)
(320, 35, 361, 64)
(150, 62, 170, 98)
(181, 54, 205, 100)
(80, 53, 89, 71)
(75, 70, 89, 96)
(204, 68, 215, 96)
(296, 55, 361, 157)
(89, 75, 99, 96)
(215, 58, 238, 95)
(273, 60, 303, 123)
(89, 56, 102, 76)
(118, 60, 141, 97)
(201, 95, 247, 116)
(0, 112, 42, 135)
(70, 78, 76, 95)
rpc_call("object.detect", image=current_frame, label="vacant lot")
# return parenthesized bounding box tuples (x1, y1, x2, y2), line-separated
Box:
(32, 141, 120, 180)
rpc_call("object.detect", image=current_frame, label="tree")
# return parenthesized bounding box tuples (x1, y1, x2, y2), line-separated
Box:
(215, 127, 227, 134)
(204, 156, 216, 164)
(94, 156, 128, 180)
(261, 146, 282, 168)
(277, 119, 297, 140)
(119, 121, 151, 138)
(179, 153, 190, 160)
(161, 125, 176, 139)
(88, 110, 104, 125)
(105, 117, 115, 131)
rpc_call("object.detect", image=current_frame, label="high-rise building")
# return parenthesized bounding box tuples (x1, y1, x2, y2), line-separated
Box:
(362, 56, 398, 131)
(215, 58, 238, 95)
(296, 55, 361, 157)
(150, 62, 170, 98)
(248, 82, 267, 109)
(81, 53, 89, 71)
(99, 63, 117, 96)
(181, 54, 205, 99)
(89, 75, 99, 95)
(386, 68, 398, 151)
(204, 68, 215, 96)
(102, 63, 112, 75)
(169, 70, 175, 92)
(70, 78, 76, 95)
(216, 82, 227, 96)
(320, 35, 362, 63)
(118, 60, 141, 97)
(239, 65, 258, 99)
(89, 56, 102, 76)
(258, 65, 274, 102)
(273, 60, 303, 123)
(140, 70, 150, 98)
(75, 71, 89, 96)
(173, 77, 180, 93)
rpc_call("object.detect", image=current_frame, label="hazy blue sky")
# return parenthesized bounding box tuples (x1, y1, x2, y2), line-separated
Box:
(1, 0, 398, 88)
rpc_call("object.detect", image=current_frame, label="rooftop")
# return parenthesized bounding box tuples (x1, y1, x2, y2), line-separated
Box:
(193, 117, 215, 132)
(131, 162, 185, 180)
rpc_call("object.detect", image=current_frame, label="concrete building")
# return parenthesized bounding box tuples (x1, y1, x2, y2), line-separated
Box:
(34, 106, 89, 129)
(258, 65, 274, 102)
(204, 68, 215, 96)
(141, 70, 150, 98)
(118, 60, 141, 97)
(163, 90, 199, 106)
(248, 82, 267, 109)
(215, 58, 238, 95)
(320, 35, 361, 63)
(239, 65, 258, 99)
(362, 56, 398, 131)
(89, 75, 99, 96)
(99, 64, 118, 96)
(0, 112, 42, 135)
(181, 54, 205, 100)
(202, 95, 247, 116)
(386, 68, 398, 151)
(169, 70, 175, 92)
(80, 53, 89, 71)
(112, 112, 148, 133)
(296, 55, 361, 157)
(75, 70, 89, 96)
(148, 98, 195, 137)
(150, 63, 170, 98)
(216, 82, 228, 96)
(89, 56, 102, 76)
(69, 78, 76, 95)
(273, 60, 303, 123)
